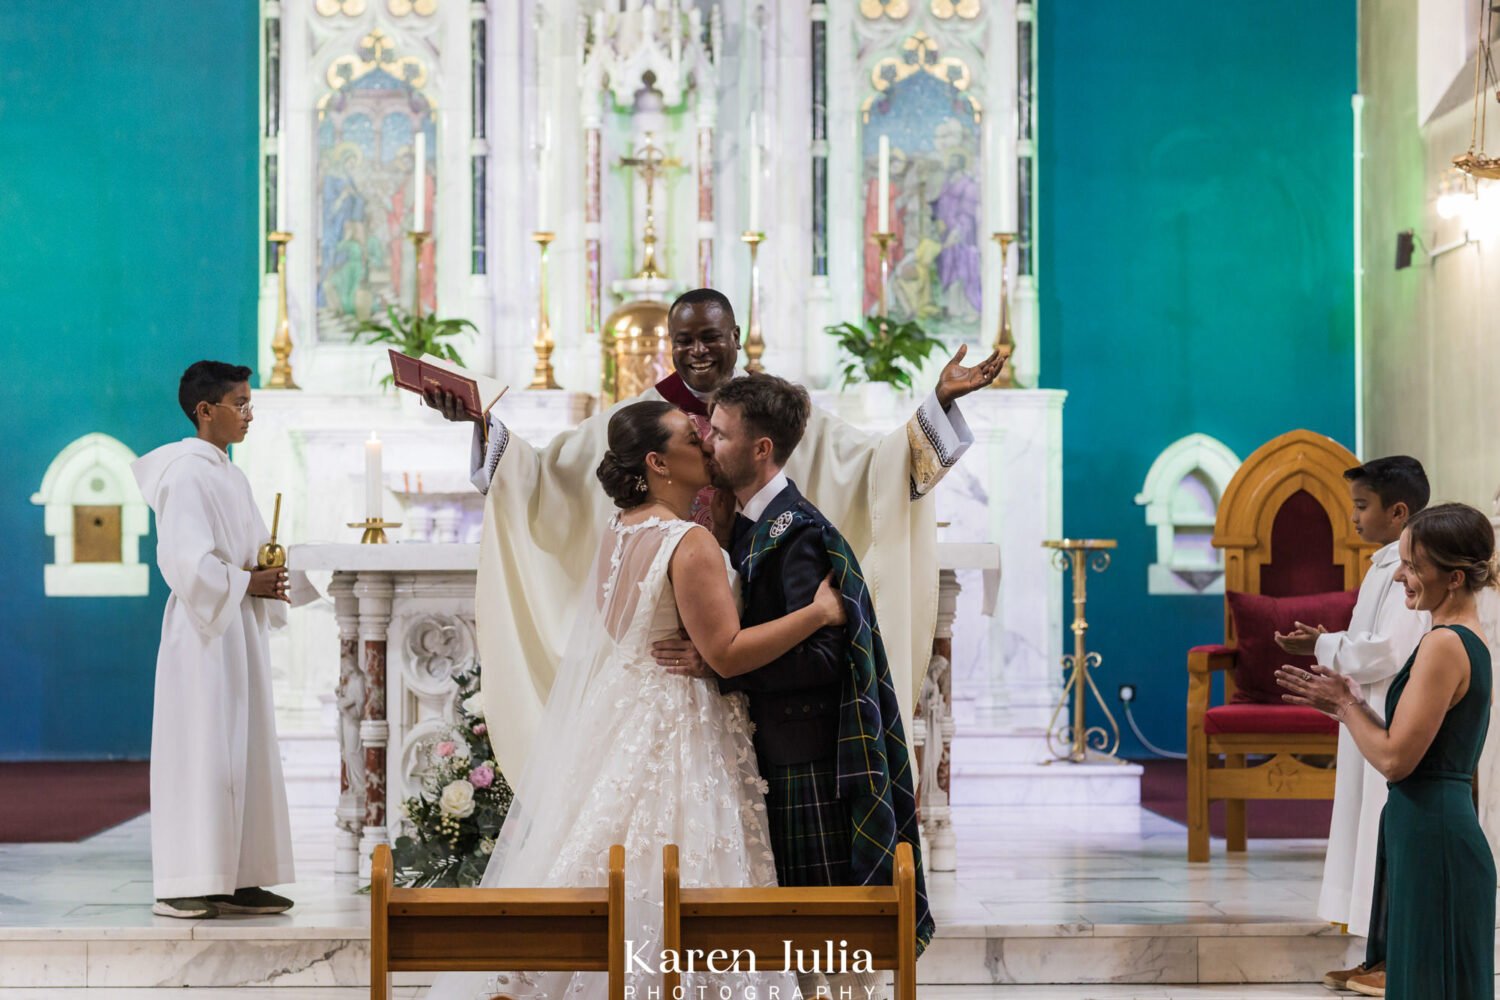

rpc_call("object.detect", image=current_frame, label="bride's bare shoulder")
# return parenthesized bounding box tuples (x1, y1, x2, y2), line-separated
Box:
(669, 523, 721, 569)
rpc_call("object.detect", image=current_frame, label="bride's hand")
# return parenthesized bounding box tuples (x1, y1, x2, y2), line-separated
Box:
(813, 573, 847, 628)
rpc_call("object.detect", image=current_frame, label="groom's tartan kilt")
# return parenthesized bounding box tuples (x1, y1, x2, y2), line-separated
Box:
(763, 759, 852, 887)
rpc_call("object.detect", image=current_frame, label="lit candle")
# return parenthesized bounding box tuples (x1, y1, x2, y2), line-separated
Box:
(413, 130, 426, 232)
(365, 432, 383, 520)
(536, 115, 551, 232)
(747, 113, 761, 233)
(276, 133, 287, 232)
(877, 134, 890, 233)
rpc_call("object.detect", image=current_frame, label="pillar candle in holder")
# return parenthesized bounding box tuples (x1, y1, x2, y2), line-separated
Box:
(413, 131, 426, 232)
(877, 134, 890, 232)
(365, 432, 383, 520)
(747, 113, 761, 234)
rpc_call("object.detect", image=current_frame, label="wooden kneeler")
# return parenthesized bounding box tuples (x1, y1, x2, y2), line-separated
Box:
(661, 843, 917, 1000)
(370, 842, 626, 1000)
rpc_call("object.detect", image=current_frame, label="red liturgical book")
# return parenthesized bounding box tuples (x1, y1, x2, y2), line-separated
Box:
(389, 350, 508, 420)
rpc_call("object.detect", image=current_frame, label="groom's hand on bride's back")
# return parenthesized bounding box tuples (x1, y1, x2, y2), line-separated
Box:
(655, 632, 712, 678)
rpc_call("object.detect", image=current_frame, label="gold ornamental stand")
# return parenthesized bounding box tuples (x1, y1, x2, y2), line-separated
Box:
(989, 232, 1018, 389)
(741, 230, 766, 374)
(267, 232, 299, 389)
(529, 231, 560, 389)
(1042, 538, 1125, 763)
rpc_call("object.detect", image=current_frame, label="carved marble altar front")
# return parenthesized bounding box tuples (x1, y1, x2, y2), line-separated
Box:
(290, 538, 995, 876)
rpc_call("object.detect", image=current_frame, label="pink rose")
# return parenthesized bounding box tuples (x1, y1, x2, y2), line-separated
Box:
(469, 765, 495, 789)
(436, 741, 456, 758)
(473, 723, 487, 736)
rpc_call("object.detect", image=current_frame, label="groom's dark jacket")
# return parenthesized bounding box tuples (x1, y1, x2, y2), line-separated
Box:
(717, 479, 848, 766)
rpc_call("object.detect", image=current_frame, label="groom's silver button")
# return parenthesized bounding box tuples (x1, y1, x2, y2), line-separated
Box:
(785, 707, 793, 716)
(803, 705, 811, 714)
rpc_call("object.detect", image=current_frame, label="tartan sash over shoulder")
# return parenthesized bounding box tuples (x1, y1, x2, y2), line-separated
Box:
(740, 506, 936, 955)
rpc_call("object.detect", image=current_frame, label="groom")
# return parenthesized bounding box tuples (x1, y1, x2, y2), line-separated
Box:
(659, 373, 935, 993)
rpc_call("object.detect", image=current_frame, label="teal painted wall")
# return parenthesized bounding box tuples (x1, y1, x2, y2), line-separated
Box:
(1038, 1, 1358, 756)
(0, 4, 259, 757)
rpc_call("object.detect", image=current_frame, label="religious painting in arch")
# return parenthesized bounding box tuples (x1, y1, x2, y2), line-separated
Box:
(315, 30, 435, 342)
(862, 66, 982, 345)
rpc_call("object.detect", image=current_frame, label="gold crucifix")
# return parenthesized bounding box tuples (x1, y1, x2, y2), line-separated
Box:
(618, 133, 683, 279)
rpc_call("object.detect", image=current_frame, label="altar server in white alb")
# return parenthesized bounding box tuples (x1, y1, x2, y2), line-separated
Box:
(1274, 458, 1429, 958)
(132, 361, 316, 919)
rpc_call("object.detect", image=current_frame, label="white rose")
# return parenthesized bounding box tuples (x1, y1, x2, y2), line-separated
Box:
(438, 779, 476, 819)
(461, 694, 485, 719)
(449, 739, 471, 761)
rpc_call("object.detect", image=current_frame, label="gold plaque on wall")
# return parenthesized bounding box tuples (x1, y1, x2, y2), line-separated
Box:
(74, 506, 122, 563)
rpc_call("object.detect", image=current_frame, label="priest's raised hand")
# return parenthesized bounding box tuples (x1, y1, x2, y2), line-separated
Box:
(934, 344, 1005, 408)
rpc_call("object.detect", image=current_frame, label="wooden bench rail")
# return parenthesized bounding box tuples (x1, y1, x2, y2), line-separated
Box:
(369, 842, 625, 1000)
(662, 842, 918, 1000)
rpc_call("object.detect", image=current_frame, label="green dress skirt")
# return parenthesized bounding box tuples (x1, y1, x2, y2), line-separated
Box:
(1365, 623, 1495, 999)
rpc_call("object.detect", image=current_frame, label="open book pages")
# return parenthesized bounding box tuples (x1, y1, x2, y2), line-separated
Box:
(388, 350, 508, 419)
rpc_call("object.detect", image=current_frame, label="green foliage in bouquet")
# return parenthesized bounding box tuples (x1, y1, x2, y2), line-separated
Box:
(351, 305, 475, 386)
(824, 314, 945, 391)
(387, 668, 514, 888)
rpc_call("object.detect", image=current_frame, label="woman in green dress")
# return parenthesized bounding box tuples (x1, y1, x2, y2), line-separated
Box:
(1279, 502, 1497, 999)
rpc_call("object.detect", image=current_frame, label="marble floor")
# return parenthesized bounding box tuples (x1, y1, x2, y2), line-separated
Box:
(0, 787, 1457, 996)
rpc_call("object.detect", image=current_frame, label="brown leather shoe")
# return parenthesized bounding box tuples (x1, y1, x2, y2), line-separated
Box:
(1324, 959, 1383, 990)
(1347, 969, 1386, 996)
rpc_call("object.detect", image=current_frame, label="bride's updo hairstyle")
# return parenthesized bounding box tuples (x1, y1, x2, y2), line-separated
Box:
(597, 400, 676, 509)
(1406, 502, 1500, 591)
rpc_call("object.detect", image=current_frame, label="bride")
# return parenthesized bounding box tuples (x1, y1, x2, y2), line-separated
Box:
(427, 400, 846, 1000)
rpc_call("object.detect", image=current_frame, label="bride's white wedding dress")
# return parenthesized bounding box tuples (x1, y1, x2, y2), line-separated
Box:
(427, 515, 794, 1000)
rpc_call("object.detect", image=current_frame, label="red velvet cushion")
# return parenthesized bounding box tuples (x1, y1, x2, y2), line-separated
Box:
(1203, 703, 1339, 736)
(1225, 589, 1359, 704)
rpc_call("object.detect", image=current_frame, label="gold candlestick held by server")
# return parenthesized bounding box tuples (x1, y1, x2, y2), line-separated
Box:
(990, 232, 1018, 389)
(407, 230, 431, 317)
(257, 493, 286, 569)
(873, 232, 896, 333)
(1042, 538, 1125, 764)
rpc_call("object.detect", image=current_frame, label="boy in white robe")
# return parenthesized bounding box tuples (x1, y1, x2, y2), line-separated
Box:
(133, 361, 316, 919)
(1274, 455, 1430, 989)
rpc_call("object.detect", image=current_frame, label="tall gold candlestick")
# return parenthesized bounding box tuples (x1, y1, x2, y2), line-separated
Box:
(990, 232, 1018, 388)
(529, 231, 560, 389)
(741, 231, 766, 374)
(872, 231, 895, 334)
(407, 230, 431, 316)
(267, 232, 299, 389)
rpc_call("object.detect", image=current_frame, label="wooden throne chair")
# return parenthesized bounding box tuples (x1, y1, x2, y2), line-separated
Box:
(1186, 429, 1375, 862)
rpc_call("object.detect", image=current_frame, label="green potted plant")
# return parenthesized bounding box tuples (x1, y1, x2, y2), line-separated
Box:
(824, 314, 944, 414)
(352, 305, 476, 386)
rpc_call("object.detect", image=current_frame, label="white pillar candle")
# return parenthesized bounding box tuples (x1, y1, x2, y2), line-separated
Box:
(877, 134, 890, 232)
(365, 432, 383, 520)
(413, 130, 426, 232)
(747, 113, 761, 233)
(275, 133, 287, 232)
(536, 115, 551, 231)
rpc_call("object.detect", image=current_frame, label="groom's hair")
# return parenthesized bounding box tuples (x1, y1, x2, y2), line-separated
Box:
(710, 374, 810, 466)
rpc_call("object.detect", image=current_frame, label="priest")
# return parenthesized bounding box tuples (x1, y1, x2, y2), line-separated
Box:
(428, 288, 1003, 788)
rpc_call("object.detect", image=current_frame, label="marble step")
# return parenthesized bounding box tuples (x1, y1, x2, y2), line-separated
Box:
(0, 918, 1364, 989)
(949, 760, 1143, 806)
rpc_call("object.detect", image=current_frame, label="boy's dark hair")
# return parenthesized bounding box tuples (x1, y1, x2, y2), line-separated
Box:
(710, 373, 811, 466)
(179, 361, 252, 426)
(1343, 455, 1429, 514)
(669, 287, 737, 325)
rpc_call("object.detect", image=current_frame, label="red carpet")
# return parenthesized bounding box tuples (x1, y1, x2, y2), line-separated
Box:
(1139, 758, 1333, 839)
(0, 761, 150, 842)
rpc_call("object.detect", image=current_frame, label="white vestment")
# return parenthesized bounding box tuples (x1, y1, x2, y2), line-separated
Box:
(468, 381, 970, 791)
(133, 438, 315, 898)
(1314, 539, 1428, 935)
